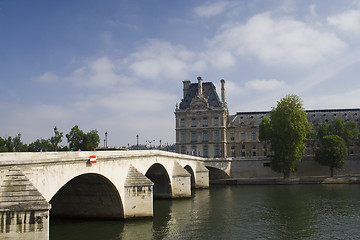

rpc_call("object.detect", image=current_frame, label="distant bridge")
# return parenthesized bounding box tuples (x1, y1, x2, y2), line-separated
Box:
(0, 150, 223, 239)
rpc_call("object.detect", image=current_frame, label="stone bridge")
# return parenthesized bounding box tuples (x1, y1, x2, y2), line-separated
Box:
(0, 150, 211, 239)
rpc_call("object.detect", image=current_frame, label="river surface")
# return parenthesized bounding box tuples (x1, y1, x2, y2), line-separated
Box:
(50, 184, 360, 240)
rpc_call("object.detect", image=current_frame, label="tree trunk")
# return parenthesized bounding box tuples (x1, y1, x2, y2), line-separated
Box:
(330, 167, 334, 177)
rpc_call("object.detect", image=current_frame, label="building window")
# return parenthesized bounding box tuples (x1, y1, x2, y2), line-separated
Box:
(241, 131, 245, 141)
(215, 145, 220, 157)
(232, 151, 236, 157)
(230, 131, 235, 141)
(191, 132, 197, 142)
(180, 118, 185, 127)
(253, 144, 256, 149)
(231, 145, 235, 150)
(203, 131, 208, 142)
(253, 151, 256, 156)
(181, 132, 185, 142)
(203, 118, 208, 127)
(242, 144, 246, 150)
(191, 118, 196, 127)
(203, 145, 208, 157)
(242, 152, 246, 157)
(251, 131, 256, 141)
(214, 116, 219, 126)
(215, 130, 220, 141)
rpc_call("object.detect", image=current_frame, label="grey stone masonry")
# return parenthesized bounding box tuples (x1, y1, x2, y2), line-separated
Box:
(0, 167, 51, 239)
(0, 167, 50, 212)
(124, 164, 154, 187)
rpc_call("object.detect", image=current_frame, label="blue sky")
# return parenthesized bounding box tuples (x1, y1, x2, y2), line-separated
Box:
(1, 0, 360, 147)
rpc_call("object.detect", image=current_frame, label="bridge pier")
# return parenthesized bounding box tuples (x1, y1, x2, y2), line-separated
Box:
(124, 165, 153, 218)
(0, 167, 51, 240)
(171, 162, 191, 198)
(194, 163, 210, 188)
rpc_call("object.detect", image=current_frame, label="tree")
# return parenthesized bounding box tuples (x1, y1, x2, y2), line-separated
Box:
(319, 119, 358, 154)
(259, 117, 271, 156)
(343, 121, 359, 151)
(329, 118, 344, 138)
(66, 125, 85, 151)
(66, 125, 100, 151)
(0, 137, 8, 152)
(84, 130, 100, 151)
(5, 133, 28, 152)
(317, 122, 329, 141)
(50, 126, 63, 151)
(315, 135, 347, 177)
(28, 139, 53, 152)
(265, 95, 310, 178)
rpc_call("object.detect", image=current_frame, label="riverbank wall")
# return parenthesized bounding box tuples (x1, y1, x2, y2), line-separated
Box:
(207, 154, 360, 184)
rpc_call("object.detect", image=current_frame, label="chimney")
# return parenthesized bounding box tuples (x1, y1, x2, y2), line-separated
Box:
(221, 79, 226, 106)
(183, 80, 191, 98)
(197, 76, 203, 96)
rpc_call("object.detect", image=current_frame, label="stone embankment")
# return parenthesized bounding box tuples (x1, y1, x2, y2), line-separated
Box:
(211, 176, 360, 185)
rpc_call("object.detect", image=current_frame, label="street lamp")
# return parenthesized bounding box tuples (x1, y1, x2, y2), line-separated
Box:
(105, 132, 108, 150)
(136, 134, 139, 150)
(53, 126, 58, 151)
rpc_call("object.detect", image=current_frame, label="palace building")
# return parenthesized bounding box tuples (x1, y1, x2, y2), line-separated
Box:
(175, 77, 360, 158)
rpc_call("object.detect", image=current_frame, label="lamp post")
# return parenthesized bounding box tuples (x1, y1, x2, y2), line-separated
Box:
(53, 126, 57, 151)
(105, 132, 108, 150)
(136, 134, 139, 150)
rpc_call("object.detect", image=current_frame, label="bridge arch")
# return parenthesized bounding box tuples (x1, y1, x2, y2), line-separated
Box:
(50, 173, 124, 219)
(145, 163, 172, 199)
(205, 166, 229, 180)
(184, 165, 195, 188)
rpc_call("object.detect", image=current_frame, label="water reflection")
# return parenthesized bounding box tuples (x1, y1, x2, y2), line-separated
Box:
(50, 185, 360, 240)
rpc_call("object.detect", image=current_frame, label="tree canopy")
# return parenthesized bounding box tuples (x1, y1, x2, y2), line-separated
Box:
(315, 135, 347, 177)
(259, 94, 310, 178)
(66, 125, 100, 151)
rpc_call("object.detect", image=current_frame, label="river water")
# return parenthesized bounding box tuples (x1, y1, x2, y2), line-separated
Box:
(50, 184, 360, 240)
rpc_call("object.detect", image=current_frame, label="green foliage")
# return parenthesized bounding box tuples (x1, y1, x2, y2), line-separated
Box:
(317, 122, 329, 141)
(4, 133, 28, 152)
(318, 119, 359, 153)
(50, 127, 63, 151)
(266, 95, 310, 178)
(66, 125, 85, 151)
(329, 118, 344, 137)
(344, 121, 359, 147)
(0, 137, 8, 152)
(84, 130, 100, 151)
(66, 125, 100, 151)
(28, 139, 53, 152)
(259, 117, 271, 142)
(315, 135, 347, 177)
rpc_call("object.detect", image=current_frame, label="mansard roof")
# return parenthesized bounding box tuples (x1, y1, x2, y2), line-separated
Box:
(229, 108, 360, 127)
(179, 82, 222, 109)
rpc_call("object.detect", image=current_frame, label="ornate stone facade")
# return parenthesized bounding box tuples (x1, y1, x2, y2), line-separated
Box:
(175, 77, 360, 158)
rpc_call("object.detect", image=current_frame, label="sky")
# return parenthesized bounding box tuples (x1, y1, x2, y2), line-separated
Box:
(1, 0, 360, 148)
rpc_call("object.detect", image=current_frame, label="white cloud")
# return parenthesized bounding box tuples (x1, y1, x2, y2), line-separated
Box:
(95, 88, 177, 113)
(207, 12, 346, 68)
(66, 56, 131, 88)
(305, 88, 360, 109)
(34, 72, 58, 83)
(194, 1, 232, 17)
(327, 10, 360, 34)
(126, 40, 200, 80)
(245, 79, 285, 91)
